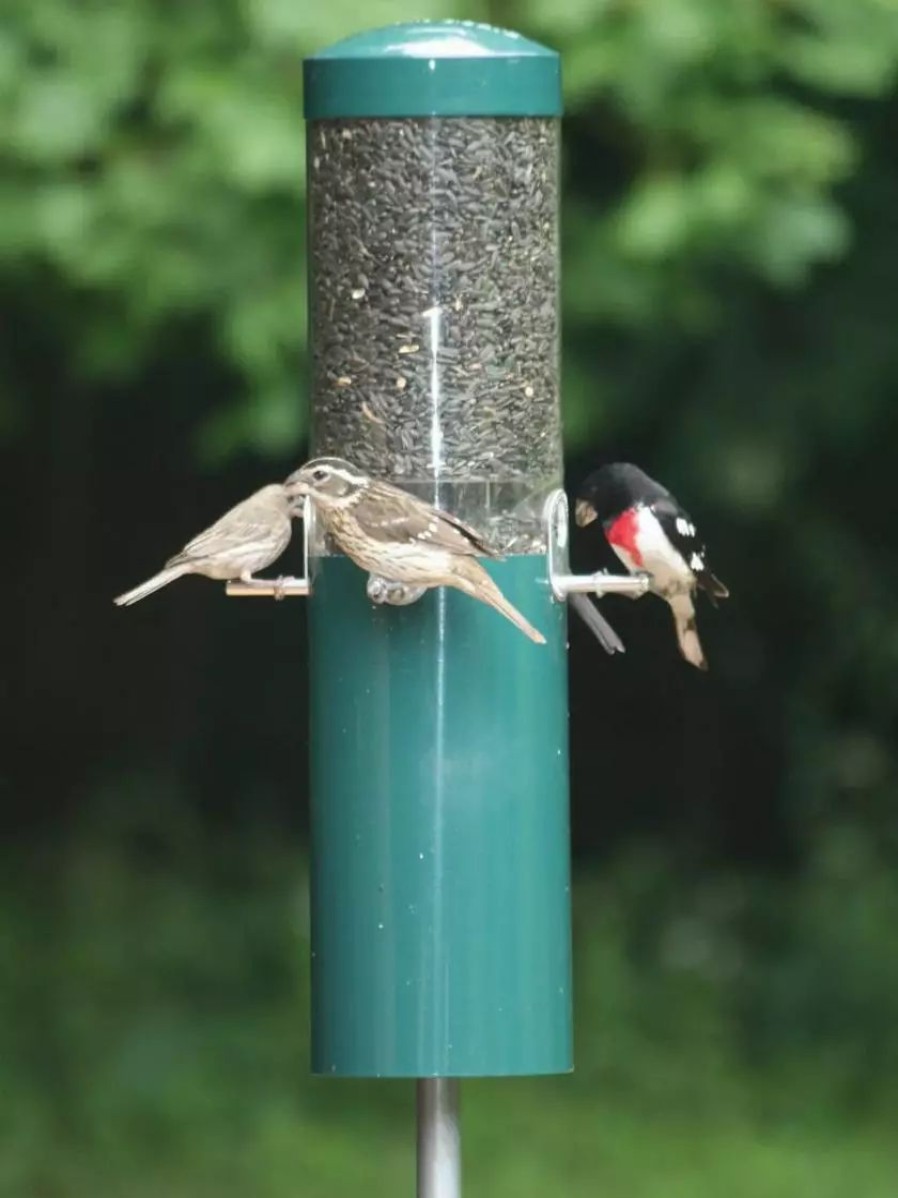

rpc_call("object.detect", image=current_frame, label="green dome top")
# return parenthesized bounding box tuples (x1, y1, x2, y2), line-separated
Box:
(304, 21, 561, 119)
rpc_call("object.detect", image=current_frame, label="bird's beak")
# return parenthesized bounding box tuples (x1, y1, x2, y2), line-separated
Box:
(283, 470, 308, 497)
(574, 499, 597, 527)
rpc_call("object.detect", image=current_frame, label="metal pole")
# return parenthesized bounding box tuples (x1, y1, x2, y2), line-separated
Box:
(417, 1078, 461, 1198)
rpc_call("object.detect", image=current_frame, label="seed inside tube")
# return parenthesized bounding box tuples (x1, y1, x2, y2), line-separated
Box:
(361, 400, 385, 424)
(308, 116, 561, 554)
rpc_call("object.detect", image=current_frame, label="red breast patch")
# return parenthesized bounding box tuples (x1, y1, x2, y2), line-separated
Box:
(605, 507, 644, 566)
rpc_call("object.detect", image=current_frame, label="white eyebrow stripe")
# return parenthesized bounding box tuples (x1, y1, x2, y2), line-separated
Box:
(305, 458, 369, 488)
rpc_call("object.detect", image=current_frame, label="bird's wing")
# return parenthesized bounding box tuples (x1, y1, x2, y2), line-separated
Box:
(168, 490, 286, 566)
(650, 497, 728, 600)
(352, 486, 499, 557)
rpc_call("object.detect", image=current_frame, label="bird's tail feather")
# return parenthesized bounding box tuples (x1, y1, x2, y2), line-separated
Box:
(454, 563, 546, 644)
(114, 565, 189, 607)
(699, 572, 729, 607)
(569, 593, 625, 655)
(670, 595, 707, 670)
(487, 589, 546, 645)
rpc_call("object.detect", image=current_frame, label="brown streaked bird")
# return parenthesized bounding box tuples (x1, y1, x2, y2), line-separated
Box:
(284, 457, 546, 644)
(114, 484, 293, 606)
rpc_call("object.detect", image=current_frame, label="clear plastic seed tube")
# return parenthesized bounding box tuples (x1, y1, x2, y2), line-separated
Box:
(307, 116, 561, 554)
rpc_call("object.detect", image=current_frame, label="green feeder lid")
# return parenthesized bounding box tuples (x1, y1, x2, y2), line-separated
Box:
(304, 21, 561, 120)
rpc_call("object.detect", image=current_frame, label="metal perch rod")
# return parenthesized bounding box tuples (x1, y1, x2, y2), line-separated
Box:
(552, 571, 651, 598)
(226, 577, 310, 598)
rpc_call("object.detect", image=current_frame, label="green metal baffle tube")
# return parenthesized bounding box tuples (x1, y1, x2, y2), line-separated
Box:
(304, 22, 570, 1195)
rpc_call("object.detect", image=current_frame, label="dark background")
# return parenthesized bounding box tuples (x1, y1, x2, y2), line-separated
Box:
(4, 1, 898, 1195)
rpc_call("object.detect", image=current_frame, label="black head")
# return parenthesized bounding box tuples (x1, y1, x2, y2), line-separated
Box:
(575, 463, 670, 526)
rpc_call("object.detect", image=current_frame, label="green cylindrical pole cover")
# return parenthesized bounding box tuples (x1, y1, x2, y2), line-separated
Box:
(310, 558, 570, 1076)
(304, 22, 571, 1077)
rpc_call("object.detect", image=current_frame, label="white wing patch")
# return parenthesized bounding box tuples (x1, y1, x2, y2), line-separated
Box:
(615, 508, 694, 594)
(690, 552, 704, 571)
(414, 519, 439, 543)
(676, 516, 696, 537)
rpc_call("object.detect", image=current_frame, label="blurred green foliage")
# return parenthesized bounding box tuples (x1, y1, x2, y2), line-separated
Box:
(6, 0, 898, 1194)
(7, 0, 898, 453)
(4, 799, 898, 1196)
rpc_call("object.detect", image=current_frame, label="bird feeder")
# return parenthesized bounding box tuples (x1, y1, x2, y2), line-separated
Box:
(306, 18, 568, 1190)
(304, 15, 569, 1078)
(226, 19, 648, 1196)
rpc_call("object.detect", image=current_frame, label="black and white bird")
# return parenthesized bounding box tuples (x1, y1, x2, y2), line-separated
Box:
(575, 463, 728, 670)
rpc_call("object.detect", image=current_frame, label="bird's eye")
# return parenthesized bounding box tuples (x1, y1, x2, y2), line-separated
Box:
(312, 468, 328, 483)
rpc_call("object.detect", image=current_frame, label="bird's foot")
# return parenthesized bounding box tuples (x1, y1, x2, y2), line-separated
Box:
(236, 575, 268, 591)
(367, 575, 427, 607)
(621, 571, 652, 599)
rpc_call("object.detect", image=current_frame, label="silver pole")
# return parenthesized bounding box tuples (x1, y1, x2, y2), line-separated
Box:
(417, 1078, 461, 1198)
